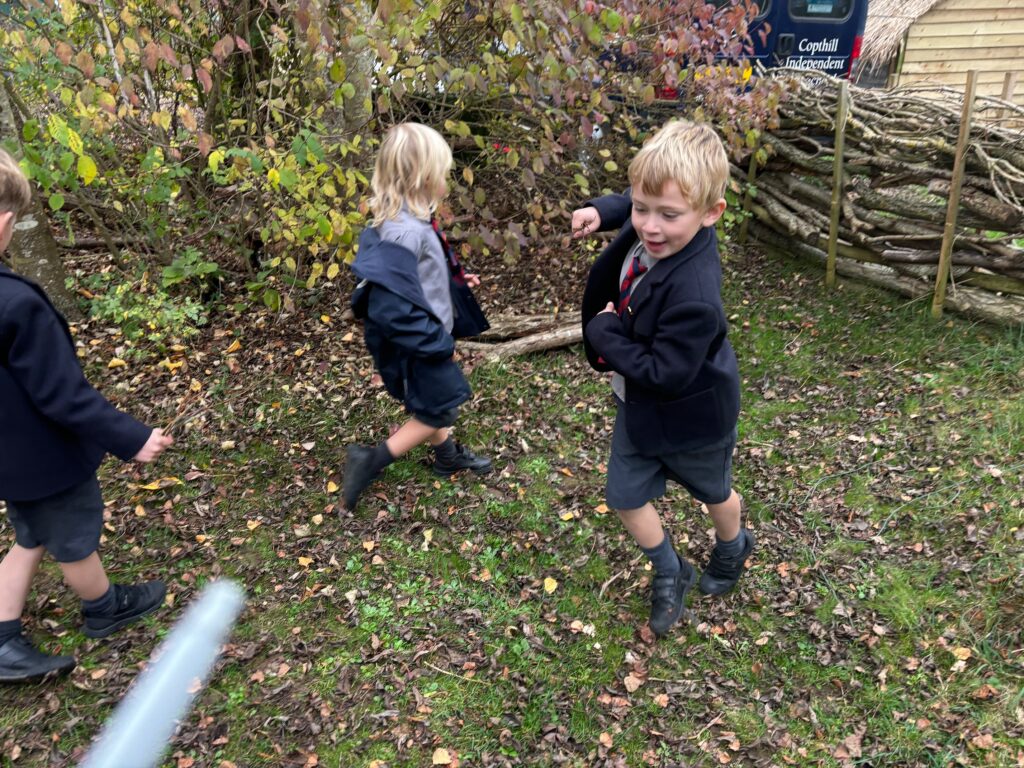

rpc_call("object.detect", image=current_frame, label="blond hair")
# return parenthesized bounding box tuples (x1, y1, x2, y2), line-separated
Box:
(368, 123, 452, 225)
(628, 120, 729, 212)
(0, 148, 32, 217)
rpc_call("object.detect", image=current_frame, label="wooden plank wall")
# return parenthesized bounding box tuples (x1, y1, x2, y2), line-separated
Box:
(897, 0, 1024, 108)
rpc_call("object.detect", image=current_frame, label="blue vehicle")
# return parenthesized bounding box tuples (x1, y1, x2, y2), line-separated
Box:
(599, 0, 868, 98)
(716, 0, 867, 79)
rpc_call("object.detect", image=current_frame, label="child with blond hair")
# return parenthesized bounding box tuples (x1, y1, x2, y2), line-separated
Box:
(0, 148, 172, 681)
(572, 120, 753, 637)
(343, 123, 491, 510)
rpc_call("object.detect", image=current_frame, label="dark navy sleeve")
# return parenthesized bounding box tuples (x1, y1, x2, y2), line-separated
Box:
(2, 289, 151, 460)
(585, 301, 719, 395)
(586, 190, 632, 232)
(368, 288, 455, 361)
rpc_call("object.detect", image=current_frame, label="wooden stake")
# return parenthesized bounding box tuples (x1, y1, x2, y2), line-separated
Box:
(932, 70, 978, 320)
(738, 146, 759, 245)
(826, 79, 849, 290)
(999, 71, 1019, 121)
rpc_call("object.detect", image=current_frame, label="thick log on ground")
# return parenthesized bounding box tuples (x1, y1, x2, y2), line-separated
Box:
(474, 312, 581, 341)
(460, 323, 582, 360)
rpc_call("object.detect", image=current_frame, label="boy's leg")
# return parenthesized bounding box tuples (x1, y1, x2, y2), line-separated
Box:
(699, 489, 755, 596)
(0, 542, 76, 681)
(343, 418, 441, 511)
(61, 553, 166, 639)
(617, 502, 696, 637)
(59, 552, 110, 600)
(0, 543, 45, 622)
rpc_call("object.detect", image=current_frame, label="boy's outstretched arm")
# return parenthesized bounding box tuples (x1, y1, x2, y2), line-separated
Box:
(134, 429, 174, 463)
(3, 288, 151, 459)
(571, 207, 602, 238)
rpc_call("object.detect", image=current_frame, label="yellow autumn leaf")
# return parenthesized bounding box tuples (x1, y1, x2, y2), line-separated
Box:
(320, 315, 332, 324)
(225, 339, 241, 354)
(327, 263, 340, 280)
(107, 357, 127, 368)
(342, 331, 354, 342)
(151, 110, 172, 132)
(543, 577, 558, 594)
(432, 748, 452, 765)
(594, 503, 609, 515)
(246, 520, 261, 531)
(327, 480, 339, 493)
(139, 477, 181, 490)
(362, 540, 375, 552)
(298, 556, 313, 567)
(67, 128, 83, 156)
(951, 647, 972, 661)
(559, 511, 575, 521)
(311, 514, 323, 525)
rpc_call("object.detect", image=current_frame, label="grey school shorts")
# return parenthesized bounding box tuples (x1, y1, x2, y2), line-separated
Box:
(5, 476, 104, 563)
(606, 401, 736, 509)
(408, 406, 459, 429)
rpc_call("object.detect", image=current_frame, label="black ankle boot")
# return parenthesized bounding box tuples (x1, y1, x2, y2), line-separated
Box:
(432, 442, 492, 476)
(699, 529, 755, 596)
(82, 581, 166, 638)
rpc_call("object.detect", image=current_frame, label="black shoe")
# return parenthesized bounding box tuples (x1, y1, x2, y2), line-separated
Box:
(342, 444, 383, 510)
(649, 558, 696, 638)
(82, 581, 167, 639)
(699, 529, 755, 596)
(0, 635, 76, 682)
(432, 443, 493, 476)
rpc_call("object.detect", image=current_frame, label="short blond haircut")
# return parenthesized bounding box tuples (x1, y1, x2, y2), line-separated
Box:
(368, 123, 452, 225)
(0, 148, 32, 217)
(628, 120, 729, 212)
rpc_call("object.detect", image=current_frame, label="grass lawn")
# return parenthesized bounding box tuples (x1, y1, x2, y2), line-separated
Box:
(2, 246, 1022, 767)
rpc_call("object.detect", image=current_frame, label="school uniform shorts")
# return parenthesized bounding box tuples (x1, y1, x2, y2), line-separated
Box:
(5, 476, 105, 562)
(407, 406, 460, 429)
(606, 401, 736, 509)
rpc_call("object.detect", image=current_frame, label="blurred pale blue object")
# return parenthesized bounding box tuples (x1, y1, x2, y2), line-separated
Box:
(80, 580, 246, 768)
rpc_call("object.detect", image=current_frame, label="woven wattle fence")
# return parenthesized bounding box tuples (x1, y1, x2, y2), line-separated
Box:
(739, 69, 1024, 325)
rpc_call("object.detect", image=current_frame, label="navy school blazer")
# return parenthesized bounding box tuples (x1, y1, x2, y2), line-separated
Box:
(580, 192, 740, 456)
(0, 265, 150, 502)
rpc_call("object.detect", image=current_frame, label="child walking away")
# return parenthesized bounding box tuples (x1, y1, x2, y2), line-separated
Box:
(343, 123, 492, 511)
(0, 149, 173, 682)
(573, 120, 754, 638)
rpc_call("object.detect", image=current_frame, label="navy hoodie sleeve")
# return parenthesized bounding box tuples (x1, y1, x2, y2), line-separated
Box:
(368, 288, 455, 361)
(2, 288, 151, 460)
(585, 301, 719, 395)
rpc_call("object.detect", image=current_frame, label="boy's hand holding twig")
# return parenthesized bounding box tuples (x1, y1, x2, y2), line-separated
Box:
(134, 428, 173, 463)
(598, 301, 616, 315)
(464, 273, 481, 288)
(571, 207, 601, 238)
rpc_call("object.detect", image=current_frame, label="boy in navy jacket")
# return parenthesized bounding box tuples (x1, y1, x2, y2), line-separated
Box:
(0, 149, 172, 682)
(573, 121, 754, 637)
(342, 123, 491, 511)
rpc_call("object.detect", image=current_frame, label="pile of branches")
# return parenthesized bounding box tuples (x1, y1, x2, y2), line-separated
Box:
(743, 69, 1024, 324)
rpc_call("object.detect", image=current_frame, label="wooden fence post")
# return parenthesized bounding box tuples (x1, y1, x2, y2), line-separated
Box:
(826, 79, 850, 290)
(738, 146, 759, 245)
(932, 70, 978, 320)
(999, 71, 1019, 121)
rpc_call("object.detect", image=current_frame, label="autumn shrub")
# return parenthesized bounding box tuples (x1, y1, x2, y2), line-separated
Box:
(2, 0, 781, 301)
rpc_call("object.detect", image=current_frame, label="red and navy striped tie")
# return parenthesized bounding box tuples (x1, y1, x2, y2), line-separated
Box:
(617, 254, 647, 316)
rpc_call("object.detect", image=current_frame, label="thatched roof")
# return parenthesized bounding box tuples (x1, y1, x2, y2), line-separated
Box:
(860, 0, 944, 68)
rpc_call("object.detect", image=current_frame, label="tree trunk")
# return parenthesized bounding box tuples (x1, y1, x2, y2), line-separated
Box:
(0, 76, 81, 318)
